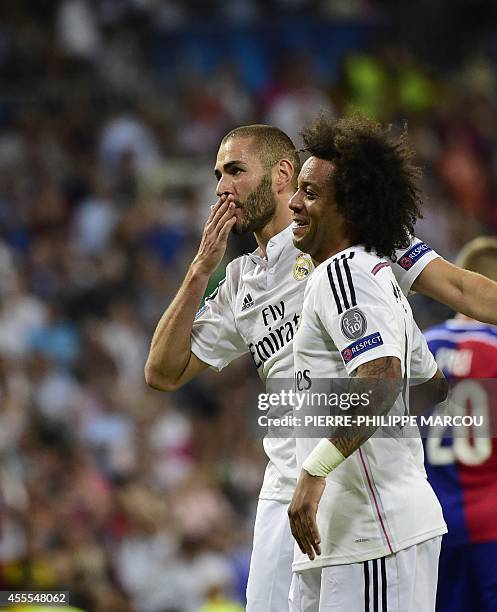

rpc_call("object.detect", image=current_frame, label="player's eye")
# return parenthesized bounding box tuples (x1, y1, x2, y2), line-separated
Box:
(231, 167, 243, 176)
(305, 189, 316, 200)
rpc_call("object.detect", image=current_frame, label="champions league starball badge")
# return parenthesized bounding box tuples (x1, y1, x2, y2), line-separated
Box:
(400, 256, 413, 269)
(340, 307, 367, 340)
(293, 254, 313, 281)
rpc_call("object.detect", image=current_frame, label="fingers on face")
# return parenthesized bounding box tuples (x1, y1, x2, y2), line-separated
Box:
(209, 199, 228, 225)
(215, 201, 236, 233)
(208, 194, 228, 222)
(219, 216, 236, 239)
(209, 193, 235, 217)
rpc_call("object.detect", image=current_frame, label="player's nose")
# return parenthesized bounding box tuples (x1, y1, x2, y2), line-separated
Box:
(289, 190, 303, 212)
(216, 175, 234, 198)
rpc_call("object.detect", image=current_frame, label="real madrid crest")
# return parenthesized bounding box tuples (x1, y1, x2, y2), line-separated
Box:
(293, 254, 313, 281)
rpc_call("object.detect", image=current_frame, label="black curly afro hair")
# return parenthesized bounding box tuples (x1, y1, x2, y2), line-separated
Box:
(301, 114, 423, 260)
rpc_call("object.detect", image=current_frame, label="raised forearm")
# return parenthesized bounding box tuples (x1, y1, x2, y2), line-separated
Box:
(145, 264, 209, 390)
(145, 196, 236, 391)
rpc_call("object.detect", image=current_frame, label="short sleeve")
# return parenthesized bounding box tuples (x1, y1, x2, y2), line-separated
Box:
(314, 254, 403, 375)
(191, 267, 247, 371)
(390, 236, 440, 295)
(410, 324, 438, 382)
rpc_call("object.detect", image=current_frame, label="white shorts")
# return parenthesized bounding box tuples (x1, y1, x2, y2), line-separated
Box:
(289, 536, 442, 612)
(246, 498, 294, 612)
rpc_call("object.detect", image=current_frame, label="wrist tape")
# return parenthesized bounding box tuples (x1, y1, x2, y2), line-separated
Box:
(302, 439, 345, 477)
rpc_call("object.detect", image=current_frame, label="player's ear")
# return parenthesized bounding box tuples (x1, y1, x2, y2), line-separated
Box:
(273, 159, 294, 193)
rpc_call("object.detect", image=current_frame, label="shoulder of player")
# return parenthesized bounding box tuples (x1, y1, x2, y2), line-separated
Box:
(222, 250, 268, 296)
(392, 236, 436, 270)
(223, 253, 245, 274)
(312, 247, 396, 315)
(316, 247, 384, 288)
(223, 252, 257, 281)
(202, 255, 247, 303)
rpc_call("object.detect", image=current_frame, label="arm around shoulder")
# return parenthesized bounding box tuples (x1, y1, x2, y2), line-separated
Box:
(413, 257, 497, 325)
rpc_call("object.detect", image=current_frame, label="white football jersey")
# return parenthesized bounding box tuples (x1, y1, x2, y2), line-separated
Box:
(293, 246, 446, 571)
(191, 226, 440, 502)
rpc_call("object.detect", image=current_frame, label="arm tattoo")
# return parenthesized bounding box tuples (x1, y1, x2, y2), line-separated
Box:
(329, 356, 402, 458)
(356, 356, 396, 378)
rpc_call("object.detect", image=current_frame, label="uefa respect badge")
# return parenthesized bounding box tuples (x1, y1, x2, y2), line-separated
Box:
(341, 332, 384, 363)
(398, 241, 432, 270)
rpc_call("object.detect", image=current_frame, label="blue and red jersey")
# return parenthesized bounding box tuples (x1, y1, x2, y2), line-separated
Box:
(424, 319, 497, 548)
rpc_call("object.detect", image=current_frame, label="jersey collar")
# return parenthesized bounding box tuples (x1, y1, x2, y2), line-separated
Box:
(249, 224, 294, 267)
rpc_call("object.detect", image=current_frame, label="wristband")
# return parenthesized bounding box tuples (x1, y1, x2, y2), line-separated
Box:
(302, 439, 345, 477)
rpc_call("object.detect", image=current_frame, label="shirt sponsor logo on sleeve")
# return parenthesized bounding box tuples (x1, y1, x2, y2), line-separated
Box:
(397, 242, 432, 270)
(341, 332, 384, 363)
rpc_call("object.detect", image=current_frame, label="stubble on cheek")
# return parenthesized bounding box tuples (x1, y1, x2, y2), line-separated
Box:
(232, 173, 275, 234)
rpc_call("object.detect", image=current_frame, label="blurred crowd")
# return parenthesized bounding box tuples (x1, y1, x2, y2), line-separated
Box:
(0, 1, 497, 610)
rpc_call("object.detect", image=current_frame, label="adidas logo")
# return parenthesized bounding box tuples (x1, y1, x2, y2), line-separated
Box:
(241, 293, 254, 311)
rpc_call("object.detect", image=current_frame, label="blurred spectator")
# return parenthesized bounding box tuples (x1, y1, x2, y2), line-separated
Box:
(56, 0, 102, 62)
(263, 52, 335, 147)
(99, 111, 161, 178)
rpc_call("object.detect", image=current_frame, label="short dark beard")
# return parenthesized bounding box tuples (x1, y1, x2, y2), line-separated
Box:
(232, 172, 277, 234)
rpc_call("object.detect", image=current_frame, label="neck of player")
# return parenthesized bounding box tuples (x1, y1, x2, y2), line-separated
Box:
(312, 235, 354, 266)
(310, 222, 356, 266)
(254, 196, 294, 257)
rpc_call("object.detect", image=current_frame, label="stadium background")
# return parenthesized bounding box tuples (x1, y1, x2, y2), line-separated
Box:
(0, 1, 496, 610)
